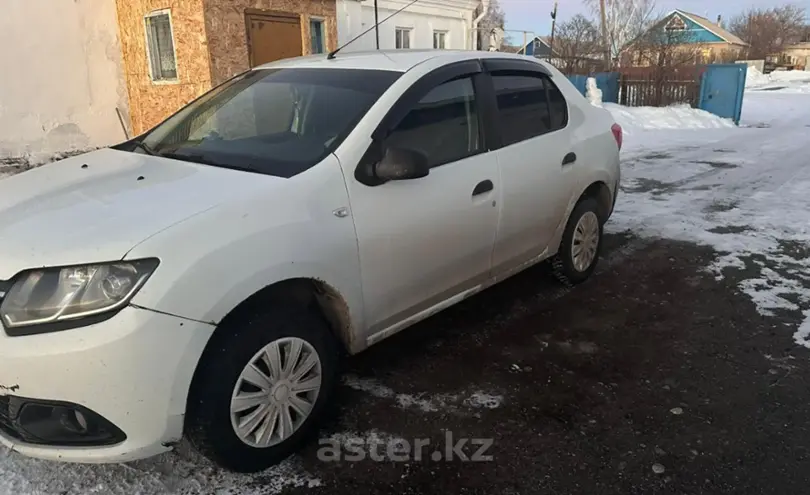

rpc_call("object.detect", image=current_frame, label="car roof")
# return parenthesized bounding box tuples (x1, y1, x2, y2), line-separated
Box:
(253, 49, 551, 73)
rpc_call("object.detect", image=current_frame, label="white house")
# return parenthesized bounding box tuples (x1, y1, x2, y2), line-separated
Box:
(336, 0, 481, 52)
(0, 0, 129, 164)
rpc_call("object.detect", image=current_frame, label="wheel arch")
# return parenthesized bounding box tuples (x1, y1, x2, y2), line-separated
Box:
(548, 179, 614, 258)
(579, 180, 613, 223)
(178, 277, 357, 426)
(204, 277, 356, 357)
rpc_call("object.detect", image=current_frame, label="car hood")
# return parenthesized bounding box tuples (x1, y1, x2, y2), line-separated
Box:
(0, 148, 276, 279)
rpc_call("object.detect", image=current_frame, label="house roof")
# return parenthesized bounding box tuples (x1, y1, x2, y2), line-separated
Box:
(672, 10, 748, 46)
(517, 36, 555, 56)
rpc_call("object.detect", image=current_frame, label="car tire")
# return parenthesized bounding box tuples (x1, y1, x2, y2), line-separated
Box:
(185, 306, 339, 473)
(551, 197, 603, 286)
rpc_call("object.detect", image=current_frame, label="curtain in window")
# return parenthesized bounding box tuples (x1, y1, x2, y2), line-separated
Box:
(146, 14, 177, 80)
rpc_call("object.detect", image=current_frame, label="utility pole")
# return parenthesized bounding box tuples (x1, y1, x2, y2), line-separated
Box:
(548, 1, 558, 62)
(599, 0, 611, 69)
(374, 0, 380, 49)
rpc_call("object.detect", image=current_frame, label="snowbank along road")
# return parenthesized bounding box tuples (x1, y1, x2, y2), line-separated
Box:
(0, 75, 809, 494)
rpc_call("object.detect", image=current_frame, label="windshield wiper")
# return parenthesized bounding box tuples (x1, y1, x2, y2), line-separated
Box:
(158, 152, 258, 174)
(131, 140, 158, 156)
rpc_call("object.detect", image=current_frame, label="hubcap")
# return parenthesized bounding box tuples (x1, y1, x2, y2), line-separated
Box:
(571, 211, 600, 272)
(230, 337, 322, 448)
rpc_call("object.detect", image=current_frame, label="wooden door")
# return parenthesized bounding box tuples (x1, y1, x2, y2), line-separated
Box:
(246, 10, 302, 67)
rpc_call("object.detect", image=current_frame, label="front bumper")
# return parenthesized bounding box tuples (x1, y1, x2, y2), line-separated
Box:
(0, 306, 214, 463)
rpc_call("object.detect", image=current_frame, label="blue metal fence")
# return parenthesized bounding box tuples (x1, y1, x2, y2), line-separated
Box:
(567, 66, 747, 124)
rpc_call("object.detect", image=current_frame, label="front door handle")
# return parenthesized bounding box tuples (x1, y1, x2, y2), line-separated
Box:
(562, 152, 577, 166)
(472, 180, 494, 196)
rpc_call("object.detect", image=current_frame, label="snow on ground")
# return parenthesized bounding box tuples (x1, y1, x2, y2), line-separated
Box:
(0, 443, 321, 495)
(342, 374, 504, 414)
(606, 77, 810, 348)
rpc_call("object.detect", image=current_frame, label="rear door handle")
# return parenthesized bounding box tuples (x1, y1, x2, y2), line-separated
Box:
(562, 152, 577, 166)
(472, 180, 494, 196)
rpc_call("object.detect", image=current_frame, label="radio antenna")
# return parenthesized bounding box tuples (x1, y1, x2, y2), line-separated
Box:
(327, 0, 421, 59)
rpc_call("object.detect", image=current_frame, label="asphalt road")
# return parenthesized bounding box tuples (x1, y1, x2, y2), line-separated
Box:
(215, 232, 809, 495)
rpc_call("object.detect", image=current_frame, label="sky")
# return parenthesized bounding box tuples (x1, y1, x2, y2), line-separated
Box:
(501, 0, 810, 37)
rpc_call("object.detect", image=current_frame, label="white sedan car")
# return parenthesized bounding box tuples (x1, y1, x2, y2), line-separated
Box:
(0, 50, 620, 472)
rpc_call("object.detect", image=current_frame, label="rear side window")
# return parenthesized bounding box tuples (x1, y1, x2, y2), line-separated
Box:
(386, 76, 481, 167)
(491, 74, 549, 146)
(491, 73, 568, 147)
(545, 78, 568, 130)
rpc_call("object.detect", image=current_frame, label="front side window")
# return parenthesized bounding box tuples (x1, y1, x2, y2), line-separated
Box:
(145, 11, 177, 82)
(491, 73, 555, 146)
(310, 19, 325, 54)
(396, 28, 412, 49)
(130, 68, 401, 178)
(386, 77, 480, 168)
(433, 31, 447, 49)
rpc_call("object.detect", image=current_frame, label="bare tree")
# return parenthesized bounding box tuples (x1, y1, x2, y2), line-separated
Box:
(583, 0, 658, 58)
(729, 5, 807, 59)
(623, 22, 704, 106)
(631, 17, 704, 67)
(475, 0, 506, 50)
(554, 15, 601, 73)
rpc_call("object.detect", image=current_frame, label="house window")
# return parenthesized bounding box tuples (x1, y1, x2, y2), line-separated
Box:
(433, 31, 447, 49)
(310, 18, 325, 54)
(665, 15, 687, 31)
(396, 28, 412, 49)
(144, 10, 178, 82)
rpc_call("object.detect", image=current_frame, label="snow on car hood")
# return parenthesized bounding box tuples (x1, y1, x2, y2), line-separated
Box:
(0, 148, 273, 279)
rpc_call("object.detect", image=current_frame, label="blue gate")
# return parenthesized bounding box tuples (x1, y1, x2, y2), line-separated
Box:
(566, 73, 620, 104)
(698, 64, 747, 124)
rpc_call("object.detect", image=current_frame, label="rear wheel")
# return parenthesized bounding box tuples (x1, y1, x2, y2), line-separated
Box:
(552, 197, 603, 285)
(185, 307, 339, 473)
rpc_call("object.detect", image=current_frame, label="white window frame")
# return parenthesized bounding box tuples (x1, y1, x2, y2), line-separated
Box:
(665, 15, 687, 32)
(433, 30, 448, 49)
(395, 27, 412, 49)
(144, 9, 179, 84)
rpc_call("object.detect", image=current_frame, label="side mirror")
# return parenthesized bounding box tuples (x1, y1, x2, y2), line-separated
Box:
(374, 146, 430, 181)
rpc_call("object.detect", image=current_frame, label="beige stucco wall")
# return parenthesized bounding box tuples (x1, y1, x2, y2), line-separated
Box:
(0, 0, 130, 161)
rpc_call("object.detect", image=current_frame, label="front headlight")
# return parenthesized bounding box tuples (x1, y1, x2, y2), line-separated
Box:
(0, 258, 159, 333)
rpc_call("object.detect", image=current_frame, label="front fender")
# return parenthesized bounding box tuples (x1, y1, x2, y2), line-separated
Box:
(127, 159, 364, 339)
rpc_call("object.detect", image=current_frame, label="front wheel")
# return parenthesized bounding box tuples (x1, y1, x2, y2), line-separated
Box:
(551, 197, 603, 285)
(185, 307, 339, 473)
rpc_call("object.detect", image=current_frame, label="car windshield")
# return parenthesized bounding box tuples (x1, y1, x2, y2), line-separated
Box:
(128, 68, 401, 178)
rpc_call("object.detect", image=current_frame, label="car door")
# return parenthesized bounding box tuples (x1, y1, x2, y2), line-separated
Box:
(484, 61, 576, 274)
(345, 63, 500, 343)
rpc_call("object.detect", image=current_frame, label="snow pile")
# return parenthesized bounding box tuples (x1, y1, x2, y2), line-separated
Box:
(768, 69, 810, 84)
(605, 103, 734, 133)
(744, 65, 772, 88)
(585, 77, 603, 107)
(745, 66, 810, 89)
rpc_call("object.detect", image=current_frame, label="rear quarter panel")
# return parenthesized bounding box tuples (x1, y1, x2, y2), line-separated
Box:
(545, 67, 621, 251)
